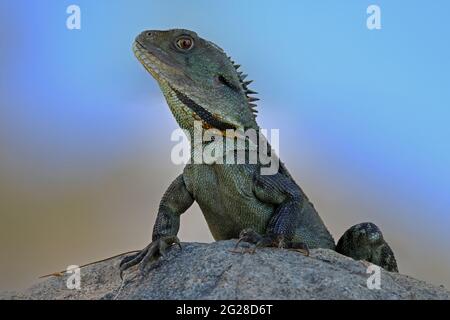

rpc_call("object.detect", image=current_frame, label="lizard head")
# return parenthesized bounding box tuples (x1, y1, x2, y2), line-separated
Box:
(133, 29, 259, 132)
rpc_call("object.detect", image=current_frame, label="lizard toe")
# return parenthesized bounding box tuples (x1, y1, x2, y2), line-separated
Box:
(119, 236, 182, 278)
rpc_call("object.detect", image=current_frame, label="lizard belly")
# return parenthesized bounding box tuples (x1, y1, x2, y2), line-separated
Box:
(183, 163, 274, 240)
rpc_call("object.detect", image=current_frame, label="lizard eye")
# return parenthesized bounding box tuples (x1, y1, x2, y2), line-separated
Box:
(175, 36, 194, 51)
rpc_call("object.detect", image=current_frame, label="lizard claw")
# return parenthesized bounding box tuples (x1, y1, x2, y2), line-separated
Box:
(229, 228, 260, 253)
(231, 228, 280, 254)
(231, 228, 310, 256)
(286, 242, 310, 256)
(119, 235, 181, 278)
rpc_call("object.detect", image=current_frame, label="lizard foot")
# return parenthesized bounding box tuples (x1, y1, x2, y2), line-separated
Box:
(232, 228, 278, 254)
(231, 228, 309, 256)
(285, 242, 310, 256)
(336, 222, 398, 272)
(119, 235, 181, 278)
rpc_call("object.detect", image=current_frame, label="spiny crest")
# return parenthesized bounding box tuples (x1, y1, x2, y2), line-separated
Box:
(228, 56, 259, 116)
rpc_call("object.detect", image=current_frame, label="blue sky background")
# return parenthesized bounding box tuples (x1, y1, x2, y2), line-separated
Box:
(1, 1, 449, 289)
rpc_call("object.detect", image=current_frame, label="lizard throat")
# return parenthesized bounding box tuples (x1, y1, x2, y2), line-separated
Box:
(169, 86, 237, 131)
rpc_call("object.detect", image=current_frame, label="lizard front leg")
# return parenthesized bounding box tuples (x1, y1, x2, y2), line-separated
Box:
(234, 170, 309, 255)
(120, 174, 194, 277)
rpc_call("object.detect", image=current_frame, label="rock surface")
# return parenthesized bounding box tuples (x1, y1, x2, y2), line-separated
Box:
(2, 240, 449, 300)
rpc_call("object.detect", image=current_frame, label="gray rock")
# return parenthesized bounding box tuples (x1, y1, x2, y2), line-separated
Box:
(2, 240, 449, 300)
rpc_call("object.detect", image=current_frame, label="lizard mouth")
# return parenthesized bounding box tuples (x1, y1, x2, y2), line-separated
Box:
(133, 41, 174, 82)
(133, 40, 190, 85)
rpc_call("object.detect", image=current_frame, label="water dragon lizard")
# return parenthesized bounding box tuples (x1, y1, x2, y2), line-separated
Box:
(120, 29, 398, 276)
